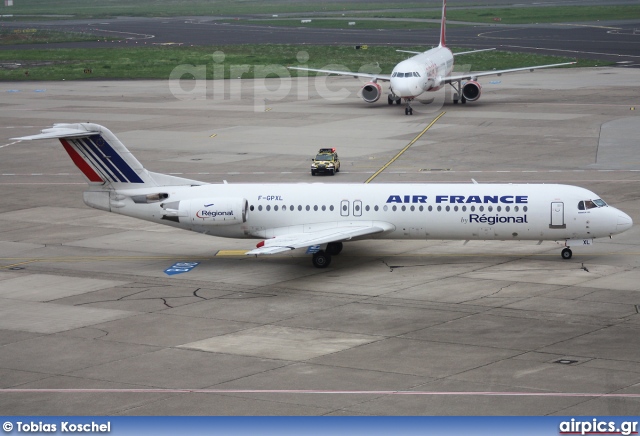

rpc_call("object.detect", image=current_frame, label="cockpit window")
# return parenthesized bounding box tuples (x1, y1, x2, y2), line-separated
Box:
(578, 200, 599, 210)
(413, 72, 421, 77)
(392, 72, 397, 77)
(593, 199, 607, 207)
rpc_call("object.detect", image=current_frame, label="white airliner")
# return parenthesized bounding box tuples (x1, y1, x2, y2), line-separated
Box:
(289, 0, 575, 115)
(16, 123, 632, 268)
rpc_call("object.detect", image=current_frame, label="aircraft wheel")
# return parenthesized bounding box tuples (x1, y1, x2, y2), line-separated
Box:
(561, 248, 572, 260)
(405, 107, 409, 115)
(395, 98, 401, 105)
(326, 242, 343, 255)
(312, 250, 331, 268)
(388, 95, 394, 105)
(461, 96, 467, 104)
(453, 99, 458, 104)
(409, 108, 413, 115)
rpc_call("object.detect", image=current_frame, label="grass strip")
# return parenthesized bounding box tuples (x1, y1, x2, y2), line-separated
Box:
(0, 45, 608, 81)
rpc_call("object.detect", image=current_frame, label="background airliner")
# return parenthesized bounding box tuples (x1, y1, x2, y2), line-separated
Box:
(289, 0, 575, 115)
(16, 123, 632, 268)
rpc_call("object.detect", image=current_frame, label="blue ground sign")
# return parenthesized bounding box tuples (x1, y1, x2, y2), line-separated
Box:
(164, 262, 200, 276)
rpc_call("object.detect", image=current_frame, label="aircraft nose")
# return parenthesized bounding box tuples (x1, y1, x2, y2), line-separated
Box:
(391, 78, 416, 98)
(617, 211, 633, 233)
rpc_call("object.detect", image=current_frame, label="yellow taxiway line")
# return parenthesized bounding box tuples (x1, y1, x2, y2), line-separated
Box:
(364, 111, 446, 184)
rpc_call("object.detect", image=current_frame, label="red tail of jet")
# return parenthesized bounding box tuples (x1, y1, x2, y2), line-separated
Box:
(439, 0, 447, 47)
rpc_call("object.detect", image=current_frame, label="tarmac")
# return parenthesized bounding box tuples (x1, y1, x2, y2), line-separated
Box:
(1, 66, 640, 415)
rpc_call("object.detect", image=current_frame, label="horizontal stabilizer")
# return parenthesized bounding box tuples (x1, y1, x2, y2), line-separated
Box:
(13, 125, 99, 141)
(453, 48, 495, 56)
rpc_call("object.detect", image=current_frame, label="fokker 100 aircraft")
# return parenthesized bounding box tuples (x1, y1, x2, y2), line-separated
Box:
(16, 123, 632, 268)
(290, 0, 575, 115)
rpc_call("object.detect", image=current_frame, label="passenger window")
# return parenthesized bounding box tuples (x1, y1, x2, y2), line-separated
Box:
(266, 205, 271, 211)
(392, 205, 397, 211)
(306, 205, 310, 211)
(274, 205, 278, 211)
(322, 205, 326, 211)
(330, 205, 334, 211)
(437, 206, 442, 212)
(374, 205, 379, 211)
(250, 205, 254, 211)
(258, 205, 263, 211)
(314, 205, 318, 211)
(401, 205, 406, 211)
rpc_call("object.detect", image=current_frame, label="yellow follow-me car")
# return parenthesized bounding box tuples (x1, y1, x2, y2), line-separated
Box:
(311, 147, 341, 176)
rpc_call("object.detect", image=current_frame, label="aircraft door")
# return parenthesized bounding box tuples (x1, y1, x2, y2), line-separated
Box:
(340, 200, 350, 217)
(353, 200, 362, 217)
(550, 202, 566, 229)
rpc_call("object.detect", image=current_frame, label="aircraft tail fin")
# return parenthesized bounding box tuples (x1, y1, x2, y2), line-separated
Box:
(14, 123, 202, 189)
(439, 0, 447, 47)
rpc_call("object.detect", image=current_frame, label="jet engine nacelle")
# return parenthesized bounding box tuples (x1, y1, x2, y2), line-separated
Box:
(462, 80, 482, 102)
(163, 197, 248, 225)
(361, 82, 382, 103)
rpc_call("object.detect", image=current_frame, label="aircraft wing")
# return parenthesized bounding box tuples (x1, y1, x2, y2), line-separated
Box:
(288, 66, 391, 82)
(443, 61, 576, 83)
(246, 223, 394, 255)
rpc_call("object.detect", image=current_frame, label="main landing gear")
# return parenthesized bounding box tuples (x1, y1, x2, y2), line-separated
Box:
(450, 80, 467, 105)
(387, 94, 401, 105)
(311, 242, 343, 268)
(561, 247, 573, 260)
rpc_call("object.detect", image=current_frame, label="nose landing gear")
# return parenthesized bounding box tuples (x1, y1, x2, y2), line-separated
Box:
(404, 98, 414, 115)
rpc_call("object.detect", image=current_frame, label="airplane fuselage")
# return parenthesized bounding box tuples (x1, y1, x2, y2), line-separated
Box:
(95, 183, 632, 244)
(390, 46, 454, 99)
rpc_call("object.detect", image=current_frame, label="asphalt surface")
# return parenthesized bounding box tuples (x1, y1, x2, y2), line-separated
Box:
(0, 67, 639, 415)
(1, 11, 639, 66)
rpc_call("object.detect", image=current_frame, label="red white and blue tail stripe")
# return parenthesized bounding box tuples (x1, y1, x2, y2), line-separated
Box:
(14, 123, 150, 186)
(59, 135, 144, 184)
